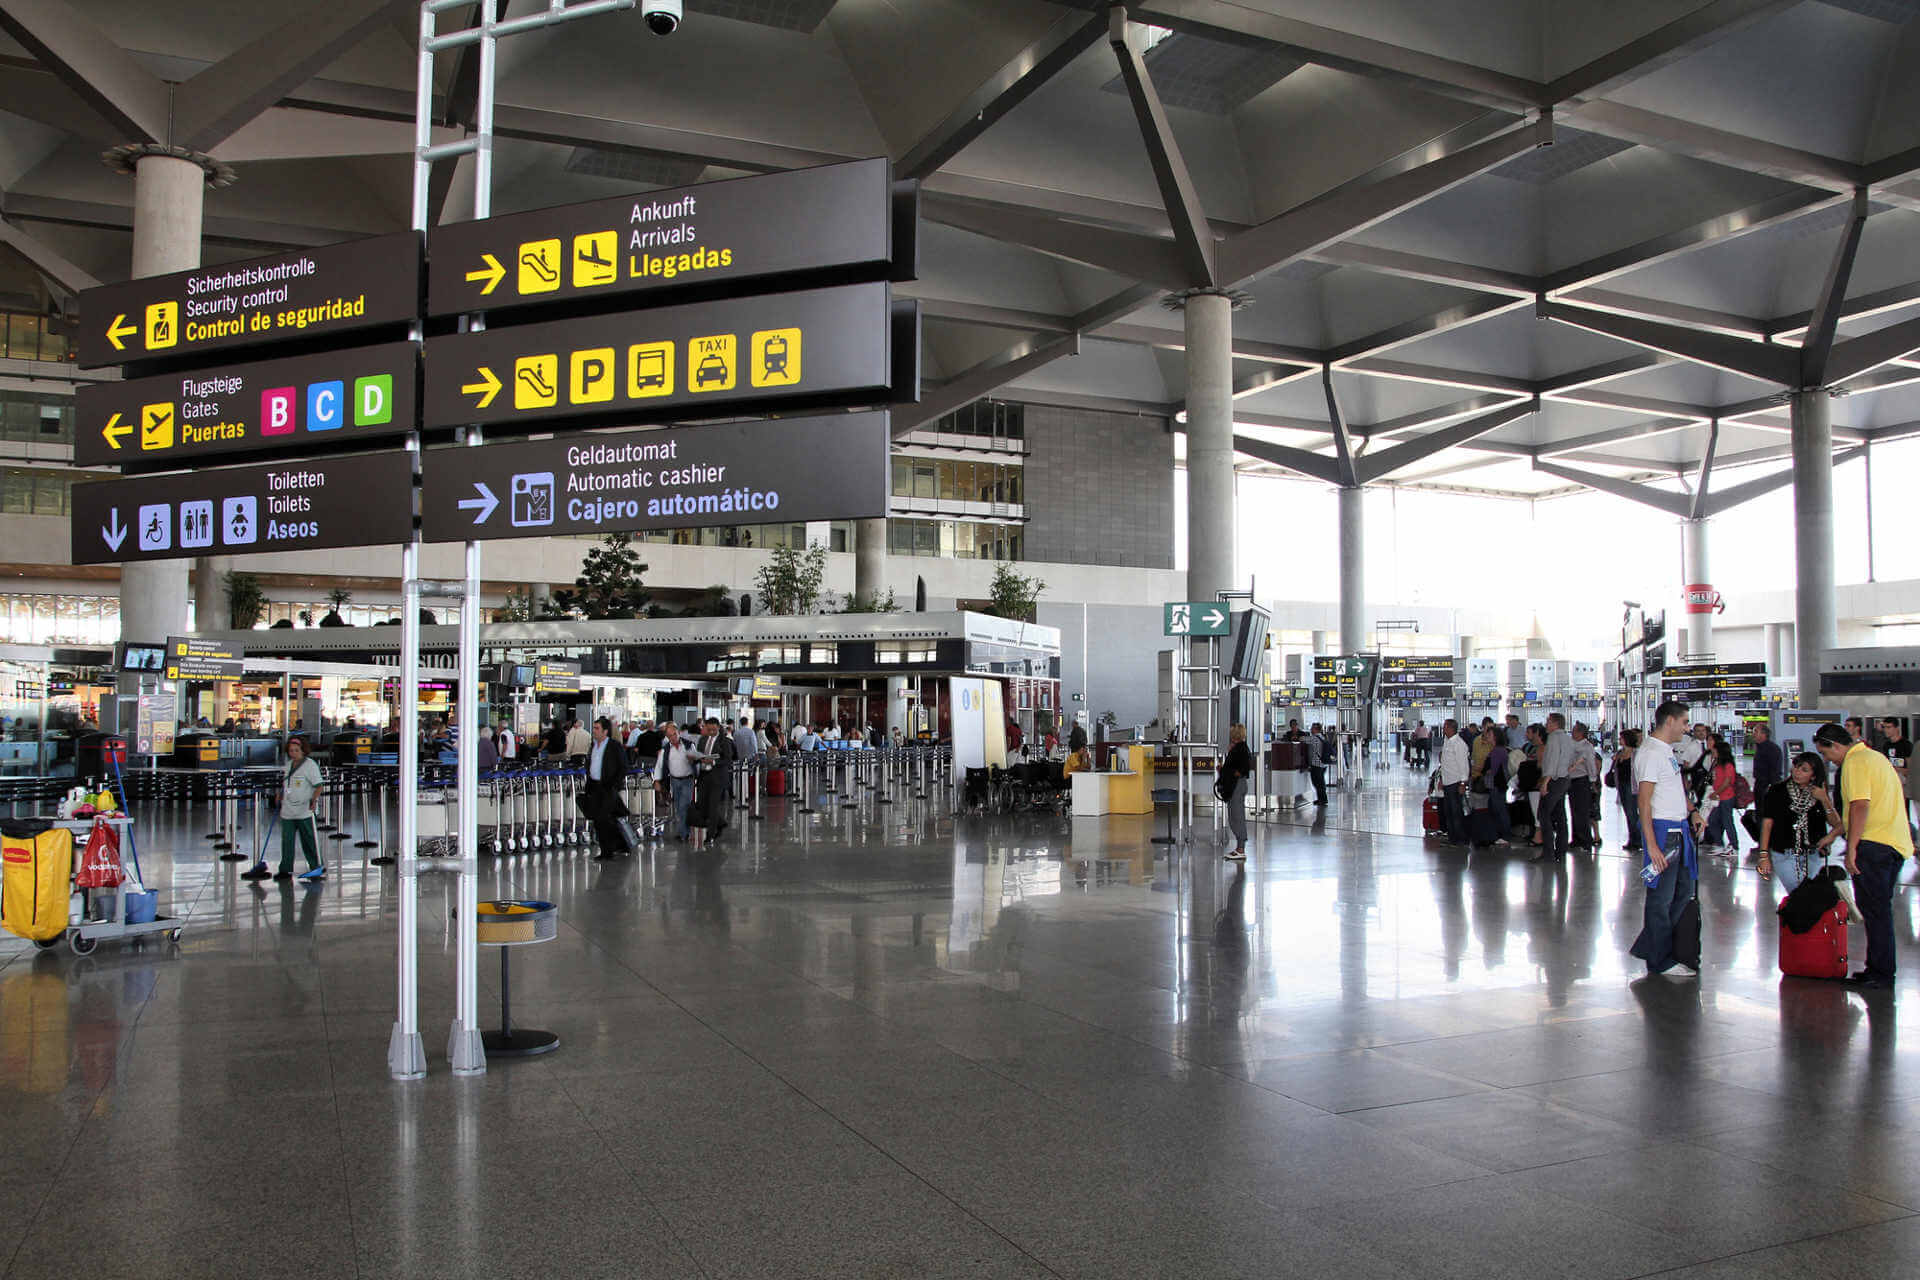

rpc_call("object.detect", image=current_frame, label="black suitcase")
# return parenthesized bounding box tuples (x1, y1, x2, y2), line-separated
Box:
(1470, 804, 1500, 847)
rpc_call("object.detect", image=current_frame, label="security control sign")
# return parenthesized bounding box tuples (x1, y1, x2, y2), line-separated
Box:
(164, 637, 244, 681)
(422, 283, 894, 429)
(421, 411, 890, 543)
(74, 342, 418, 466)
(427, 158, 894, 316)
(534, 661, 581, 695)
(1164, 601, 1229, 636)
(77, 231, 422, 368)
(70, 450, 414, 566)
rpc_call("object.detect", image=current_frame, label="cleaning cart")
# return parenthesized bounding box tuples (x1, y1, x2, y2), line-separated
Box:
(59, 814, 182, 955)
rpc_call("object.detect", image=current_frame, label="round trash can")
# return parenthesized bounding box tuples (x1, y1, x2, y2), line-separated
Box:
(476, 900, 559, 1057)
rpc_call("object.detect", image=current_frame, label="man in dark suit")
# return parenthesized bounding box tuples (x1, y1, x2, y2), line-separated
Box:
(583, 715, 630, 860)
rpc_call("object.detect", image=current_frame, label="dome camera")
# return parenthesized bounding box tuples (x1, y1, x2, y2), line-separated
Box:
(643, 0, 681, 34)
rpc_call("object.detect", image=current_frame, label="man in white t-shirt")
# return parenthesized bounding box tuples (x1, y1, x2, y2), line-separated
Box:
(1437, 719, 1471, 844)
(1630, 700, 1705, 978)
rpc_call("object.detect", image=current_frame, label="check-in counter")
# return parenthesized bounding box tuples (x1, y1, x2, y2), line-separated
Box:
(1069, 744, 1153, 815)
(173, 733, 281, 769)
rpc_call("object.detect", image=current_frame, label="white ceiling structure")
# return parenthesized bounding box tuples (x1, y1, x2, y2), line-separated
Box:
(2, 0, 1919, 501)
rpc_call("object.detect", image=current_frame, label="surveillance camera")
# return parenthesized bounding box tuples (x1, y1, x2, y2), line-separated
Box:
(642, 0, 681, 34)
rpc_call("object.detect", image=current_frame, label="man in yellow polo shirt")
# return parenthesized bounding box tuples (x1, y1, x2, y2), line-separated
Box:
(1817, 723, 1912, 989)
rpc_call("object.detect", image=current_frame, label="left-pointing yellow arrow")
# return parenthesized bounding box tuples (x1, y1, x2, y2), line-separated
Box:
(106, 314, 136, 350)
(461, 366, 502, 409)
(466, 253, 505, 295)
(102, 413, 131, 449)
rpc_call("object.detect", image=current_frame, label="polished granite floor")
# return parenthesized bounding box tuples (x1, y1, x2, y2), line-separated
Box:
(4, 764, 1919, 1279)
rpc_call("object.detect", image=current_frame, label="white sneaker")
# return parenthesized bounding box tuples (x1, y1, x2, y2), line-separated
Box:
(1661, 964, 1698, 978)
(1224, 848, 1246, 862)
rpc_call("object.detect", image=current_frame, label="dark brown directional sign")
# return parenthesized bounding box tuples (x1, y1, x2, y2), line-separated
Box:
(76, 232, 422, 369)
(422, 283, 894, 429)
(534, 661, 582, 695)
(70, 450, 414, 566)
(421, 411, 889, 544)
(426, 159, 893, 317)
(74, 342, 419, 467)
(164, 636, 245, 681)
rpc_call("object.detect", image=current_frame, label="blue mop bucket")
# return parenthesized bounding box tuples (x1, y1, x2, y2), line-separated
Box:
(125, 889, 159, 924)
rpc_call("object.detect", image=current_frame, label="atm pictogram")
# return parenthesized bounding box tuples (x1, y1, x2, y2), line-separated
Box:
(140, 402, 175, 451)
(627, 342, 675, 398)
(570, 348, 615, 404)
(689, 334, 736, 393)
(515, 354, 559, 409)
(572, 231, 617, 288)
(751, 328, 802, 387)
(518, 239, 562, 294)
(144, 301, 178, 350)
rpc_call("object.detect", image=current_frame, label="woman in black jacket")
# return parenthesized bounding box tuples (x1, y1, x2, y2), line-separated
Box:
(1219, 723, 1253, 862)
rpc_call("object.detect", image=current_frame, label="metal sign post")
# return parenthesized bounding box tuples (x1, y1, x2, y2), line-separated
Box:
(393, 0, 638, 1083)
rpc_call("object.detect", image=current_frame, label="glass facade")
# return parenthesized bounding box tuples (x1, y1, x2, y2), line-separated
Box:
(924, 398, 1024, 443)
(890, 457, 1023, 504)
(0, 312, 74, 365)
(887, 518, 1023, 561)
(0, 467, 77, 516)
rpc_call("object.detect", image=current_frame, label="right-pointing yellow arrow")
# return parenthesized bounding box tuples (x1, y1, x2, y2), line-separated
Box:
(102, 412, 131, 450)
(462, 366, 501, 409)
(466, 254, 505, 295)
(106, 314, 136, 350)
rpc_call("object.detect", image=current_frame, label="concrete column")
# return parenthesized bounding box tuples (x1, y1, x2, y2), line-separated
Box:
(1311, 629, 1328, 655)
(1338, 485, 1365, 654)
(1682, 517, 1712, 660)
(191, 556, 229, 630)
(853, 518, 888, 605)
(1763, 623, 1784, 680)
(121, 153, 207, 649)
(1182, 290, 1235, 606)
(1791, 390, 1836, 702)
(1456, 635, 1475, 659)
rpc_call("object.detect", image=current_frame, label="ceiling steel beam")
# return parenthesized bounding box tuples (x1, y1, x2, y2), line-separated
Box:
(0, 214, 100, 296)
(1565, 100, 1858, 192)
(1825, 313, 1920, 387)
(1531, 459, 1692, 516)
(893, 333, 1082, 437)
(1533, 416, 1700, 459)
(1536, 298, 1799, 386)
(1800, 188, 1871, 388)
(1326, 295, 1526, 364)
(1544, 384, 1717, 419)
(1322, 367, 1359, 487)
(1107, 6, 1215, 287)
(1094, 321, 1320, 365)
(1120, 0, 1545, 112)
(1768, 278, 1920, 341)
(1865, 143, 1920, 187)
(1225, 436, 1341, 484)
(1360, 392, 1533, 442)
(1338, 358, 1535, 396)
(898, 8, 1108, 182)
(1702, 446, 1865, 517)
(910, 295, 1075, 335)
(920, 193, 1193, 291)
(1542, 189, 1841, 294)
(0, 0, 171, 142)
(1536, 353, 1671, 395)
(1308, 242, 1535, 297)
(1230, 363, 1317, 400)
(1216, 114, 1548, 288)
(170, 0, 395, 153)
(1689, 421, 1720, 520)
(1354, 397, 1536, 485)
(1069, 282, 1163, 334)
(1555, 288, 1765, 339)
(1545, 0, 1800, 103)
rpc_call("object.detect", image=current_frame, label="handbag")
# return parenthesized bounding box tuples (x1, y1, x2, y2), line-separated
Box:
(74, 818, 124, 889)
(615, 816, 641, 853)
(1741, 809, 1763, 843)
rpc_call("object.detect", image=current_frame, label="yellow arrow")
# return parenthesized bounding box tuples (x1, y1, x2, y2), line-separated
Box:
(106, 314, 137, 350)
(462, 366, 501, 409)
(102, 412, 131, 450)
(466, 253, 505, 295)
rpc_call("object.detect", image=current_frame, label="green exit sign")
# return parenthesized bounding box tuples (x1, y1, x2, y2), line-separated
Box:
(1164, 601, 1230, 637)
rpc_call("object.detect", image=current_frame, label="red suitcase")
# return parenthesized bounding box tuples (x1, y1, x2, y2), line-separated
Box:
(1779, 898, 1848, 979)
(766, 768, 787, 797)
(1422, 795, 1444, 835)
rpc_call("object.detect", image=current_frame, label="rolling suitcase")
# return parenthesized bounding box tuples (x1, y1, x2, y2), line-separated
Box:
(1779, 900, 1848, 979)
(1422, 795, 1443, 836)
(1469, 802, 1499, 847)
(766, 768, 787, 797)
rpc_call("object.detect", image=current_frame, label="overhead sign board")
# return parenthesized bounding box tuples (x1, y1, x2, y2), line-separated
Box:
(426, 158, 895, 317)
(74, 342, 419, 467)
(164, 636, 244, 681)
(421, 282, 895, 430)
(420, 411, 891, 544)
(134, 693, 176, 756)
(1163, 601, 1229, 637)
(77, 232, 421, 369)
(70, 450, 415, 566)
(752, 673, 780, 700)
(534, 661, 581, 695)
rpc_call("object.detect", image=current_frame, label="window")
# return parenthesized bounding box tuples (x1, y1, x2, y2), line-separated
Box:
(808, 643, 837, 663)
(756, 644, 800, 665)
(877, 641, 936, 664)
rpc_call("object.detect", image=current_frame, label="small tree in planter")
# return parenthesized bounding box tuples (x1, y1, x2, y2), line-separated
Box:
(320, 587, 353, 627)
(754, 542, 829, 615)
(985, 563, 1045, 622)
(224, 571, 265, 630)
(551, 532, 651, 619)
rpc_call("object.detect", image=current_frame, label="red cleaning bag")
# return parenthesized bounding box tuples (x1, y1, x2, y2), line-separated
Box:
(74, 818, 124, 890)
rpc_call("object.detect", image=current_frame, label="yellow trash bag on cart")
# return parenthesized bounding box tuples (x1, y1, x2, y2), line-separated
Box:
(1, 824, 73, 943)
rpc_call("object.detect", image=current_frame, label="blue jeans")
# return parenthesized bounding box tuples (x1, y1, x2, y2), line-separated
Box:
(1769, 847, 1832, 896)
(1619, 790, 1641, 851)
(1854, 840, 1904, 981)
(1631, 819, 1697, 974)
(1704, 800, 1740, 850)
(1441, 783, 1467, 842)
(669, 775, 695, 838)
